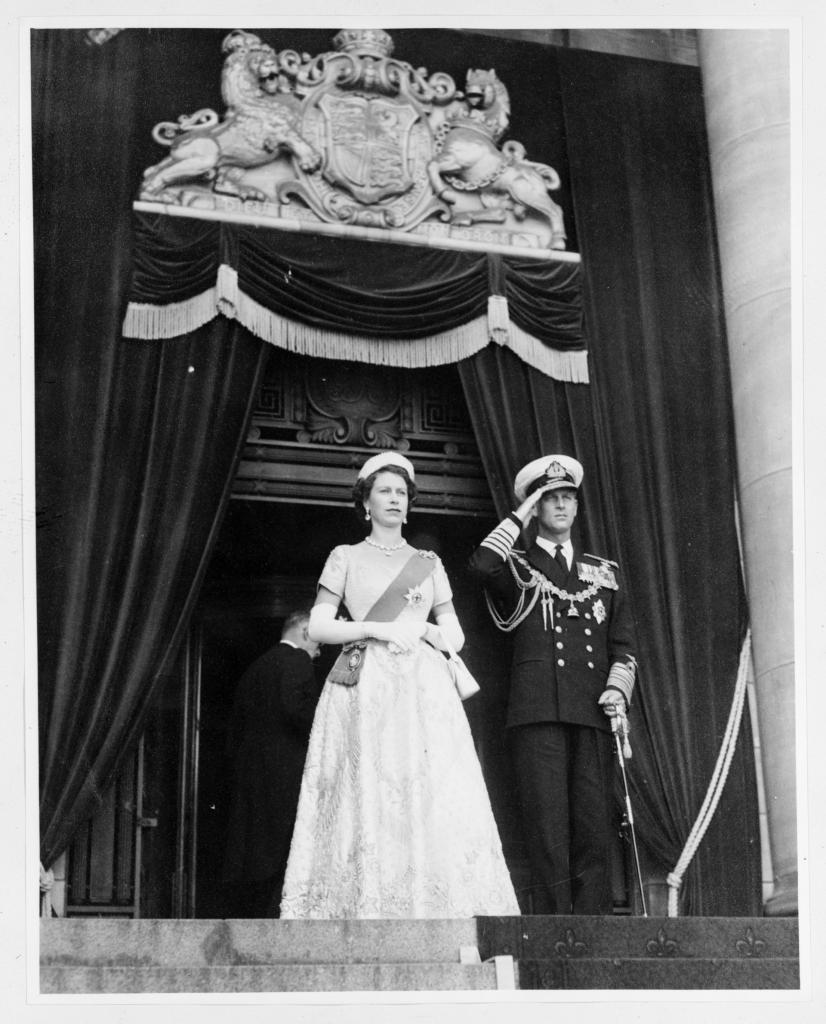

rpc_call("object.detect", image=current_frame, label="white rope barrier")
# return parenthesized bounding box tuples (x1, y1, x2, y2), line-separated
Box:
(40, 862, 55, 918)
(666, 629, 752, 916)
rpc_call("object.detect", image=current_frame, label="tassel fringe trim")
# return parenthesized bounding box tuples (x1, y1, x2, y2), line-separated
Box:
(122, 265, 589, 383)
(121, 288, 218, 340)
(236, 291, 490, 368)
(502, 319, 590, 384)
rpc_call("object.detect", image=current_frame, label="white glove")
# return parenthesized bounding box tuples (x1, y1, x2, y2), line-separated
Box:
(428, 611, 465, 653)
(309, 604, 424, 651)
(598, 689, 627, 718)
(369, 621, 426, 653)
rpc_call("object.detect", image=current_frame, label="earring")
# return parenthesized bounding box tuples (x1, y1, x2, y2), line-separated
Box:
(364, 509, 371, 521)
(403, 515, 408, 524)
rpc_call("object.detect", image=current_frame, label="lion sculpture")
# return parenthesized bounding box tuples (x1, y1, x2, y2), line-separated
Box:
(427, 69, 567, 249)
(141, 30, 321, 202)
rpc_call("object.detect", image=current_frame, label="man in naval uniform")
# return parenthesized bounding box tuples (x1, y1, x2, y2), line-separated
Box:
(469, 454, 636, 915)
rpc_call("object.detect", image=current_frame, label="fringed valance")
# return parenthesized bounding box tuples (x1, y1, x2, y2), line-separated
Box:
(123, 213, 589, 383)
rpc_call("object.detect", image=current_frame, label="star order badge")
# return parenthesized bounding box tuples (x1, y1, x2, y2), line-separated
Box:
(592, 598, 606, 624)
(405, 585, 425, 608)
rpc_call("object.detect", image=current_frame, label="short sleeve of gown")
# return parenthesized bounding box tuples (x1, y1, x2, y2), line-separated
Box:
(318, 545, 349, 598)
(432, 556, 453, 607)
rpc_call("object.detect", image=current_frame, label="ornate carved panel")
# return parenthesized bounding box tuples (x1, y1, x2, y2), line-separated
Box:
(297, 361, 402, 448)
(250, 354, 477, 454)
(236, 352, 492, 515)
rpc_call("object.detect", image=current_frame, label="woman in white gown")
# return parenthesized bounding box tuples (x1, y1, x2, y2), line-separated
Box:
(280, 452, 519, 919)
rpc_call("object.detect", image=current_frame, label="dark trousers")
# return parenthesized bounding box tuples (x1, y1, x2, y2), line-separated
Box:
(510, 721, 615, 915)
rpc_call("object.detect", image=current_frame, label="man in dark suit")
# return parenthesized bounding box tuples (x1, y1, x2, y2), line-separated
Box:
(469, 455, 636, 914)
(223, 609, 322, 917)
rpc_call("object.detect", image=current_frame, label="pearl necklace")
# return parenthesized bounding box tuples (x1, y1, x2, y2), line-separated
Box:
(365, 536, 406, 556)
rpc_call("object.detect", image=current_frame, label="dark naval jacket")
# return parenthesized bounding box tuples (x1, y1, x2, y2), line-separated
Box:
(469, 516, 636, 732)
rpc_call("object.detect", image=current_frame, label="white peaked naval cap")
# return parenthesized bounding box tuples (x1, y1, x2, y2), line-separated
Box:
(357, 451, 416, 481)
(513, 454, 584, 502)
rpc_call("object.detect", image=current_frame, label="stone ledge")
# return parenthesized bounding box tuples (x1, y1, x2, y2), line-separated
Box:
(39, 917, 799, 993)
(40, 962, 502, 994)
(519, 956, 800, 990)
(40, 917, 480, 968)
(477, 915, 799, 960)
(134, 201, 581, 264)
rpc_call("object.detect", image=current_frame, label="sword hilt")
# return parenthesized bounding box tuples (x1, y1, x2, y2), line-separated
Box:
(610, 712, 633, 760)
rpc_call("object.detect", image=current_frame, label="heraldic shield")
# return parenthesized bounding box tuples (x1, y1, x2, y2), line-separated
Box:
(291, 76, 440, 229)
(317, 94, 419, 205)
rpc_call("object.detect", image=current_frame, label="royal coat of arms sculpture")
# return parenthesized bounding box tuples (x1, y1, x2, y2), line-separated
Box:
(138, 28, 570, 257)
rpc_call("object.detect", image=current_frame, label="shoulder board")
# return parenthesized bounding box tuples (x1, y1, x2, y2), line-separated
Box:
(583, 552, 619, 568)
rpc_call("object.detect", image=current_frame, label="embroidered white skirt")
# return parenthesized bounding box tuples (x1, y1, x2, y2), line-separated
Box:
(280, 640, 519, 919)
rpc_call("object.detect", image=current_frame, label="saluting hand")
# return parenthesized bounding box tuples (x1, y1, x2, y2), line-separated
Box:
(514, 483, 555, 523)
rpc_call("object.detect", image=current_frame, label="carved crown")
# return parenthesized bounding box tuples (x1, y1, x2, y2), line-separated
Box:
(332, 28, 394, 58)
(222, 29, 268, 56)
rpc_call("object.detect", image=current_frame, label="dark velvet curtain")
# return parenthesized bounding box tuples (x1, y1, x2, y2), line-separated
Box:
(128, 216, 585, 348)
(458, 47, 758, 914)
(458, 345, 609, 546)
(561, 48, 758, 915)
(33, 30, 269, 866)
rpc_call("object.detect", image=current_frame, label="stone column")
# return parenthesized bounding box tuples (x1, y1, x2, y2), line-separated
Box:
(697, 30, 794, 915)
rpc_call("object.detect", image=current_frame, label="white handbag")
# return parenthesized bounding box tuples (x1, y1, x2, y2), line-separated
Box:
(443, 639, 481, 701)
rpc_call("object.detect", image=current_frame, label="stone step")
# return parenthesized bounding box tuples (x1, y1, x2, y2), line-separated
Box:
(478, 915, 799, 962)
(41, 917, 480, 968)
(40, 916, 799, 993)
(518, 956, 800, 990)
(40, 960, 512, 994)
